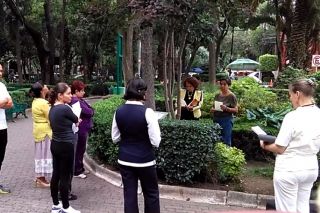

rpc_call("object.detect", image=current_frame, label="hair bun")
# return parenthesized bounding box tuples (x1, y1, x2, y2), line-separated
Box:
(306, 78, 317, 87)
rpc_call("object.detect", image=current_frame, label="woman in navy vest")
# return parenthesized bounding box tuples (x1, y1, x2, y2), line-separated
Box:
(112, 78, 161, 213)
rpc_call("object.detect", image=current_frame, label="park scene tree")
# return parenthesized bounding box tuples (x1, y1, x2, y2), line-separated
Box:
(1, 0, 320, 200)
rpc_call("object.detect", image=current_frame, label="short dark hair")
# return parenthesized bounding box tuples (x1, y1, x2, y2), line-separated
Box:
(29, 82, 43, 98)
(289, 79, 316, 97)
(220, 77, 232, 86)
(183, 77, 200, 89)
(124, 78, 147, 101)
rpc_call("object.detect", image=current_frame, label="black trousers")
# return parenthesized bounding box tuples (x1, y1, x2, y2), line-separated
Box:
(50, 141, 74, 209)
(0, 129, 8, 171)
(120, 165, 160, 213)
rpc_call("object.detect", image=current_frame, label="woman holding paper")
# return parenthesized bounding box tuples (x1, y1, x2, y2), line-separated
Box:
(30, 82, 52, 187)
(260, 79, 320, 213)
(180, 77, 203, 120)
(210, 78, 238, 146)
(70, 80, 94, 179)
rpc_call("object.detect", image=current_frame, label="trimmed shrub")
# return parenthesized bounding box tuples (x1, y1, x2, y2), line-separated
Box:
(259, 54, 278, 72)
(87, 95, 124, 166)
(88, 96, 247, 184)
(213, 142, 246, 182)
(156, 119, 221, 183)
(9, 89, 32, 106)
(274, 66, 307, 89)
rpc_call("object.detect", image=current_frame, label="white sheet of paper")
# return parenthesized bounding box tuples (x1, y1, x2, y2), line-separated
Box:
(71, 102, 82, 134)
(180, 99, 187, 107)
(251, 126, 267, 135)
(214, 101, 223, 111)
(72, 101, 82, 118)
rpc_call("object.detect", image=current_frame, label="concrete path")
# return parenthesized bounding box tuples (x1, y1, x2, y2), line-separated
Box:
(0, 111, 249, 213)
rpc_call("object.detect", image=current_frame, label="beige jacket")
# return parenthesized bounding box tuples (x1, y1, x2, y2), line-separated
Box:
(180, 89, 203, 118)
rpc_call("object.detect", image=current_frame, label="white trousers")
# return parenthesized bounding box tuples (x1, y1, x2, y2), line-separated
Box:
(274, 169, 318, 213)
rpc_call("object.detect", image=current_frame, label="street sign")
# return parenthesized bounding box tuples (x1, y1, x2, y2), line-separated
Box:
(312, 55, 320, 67)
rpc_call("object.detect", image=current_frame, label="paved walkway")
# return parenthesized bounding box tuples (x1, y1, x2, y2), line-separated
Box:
(0, 111, 249, 213)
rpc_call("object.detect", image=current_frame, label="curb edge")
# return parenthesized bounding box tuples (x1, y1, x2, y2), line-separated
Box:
(83, 153, 273, 208)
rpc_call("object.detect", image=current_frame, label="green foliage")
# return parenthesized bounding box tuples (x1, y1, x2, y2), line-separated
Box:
(259, 54, 278, 72)
(308, 72, 320, 106)
(230, 77, 278, 115)
(213, 142, 246, 182)
(192, 47, 209, 67)
(274, 66, 307, 89)
(200, 83, 219, 118)
(9, 89, 32, 106)
(201, 92, 215, 119)
(87, 96, 124, 167)
(246, 106, 292, 129)
(156, 119, 221, 184)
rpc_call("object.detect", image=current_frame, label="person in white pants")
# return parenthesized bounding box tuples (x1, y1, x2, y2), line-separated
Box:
(260, 79, 320, 213)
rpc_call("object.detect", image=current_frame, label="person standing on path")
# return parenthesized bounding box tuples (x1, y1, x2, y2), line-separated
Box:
(30, 82, 52, 188)
(210, 78, 238, 146)
(260, 79, 320, 213)
(49, 83, 80, 213)
(0, 64, 13, 194)
(70, 80, 94, 179)
(112, 78, 161, 213)
(180, 76, 203, 120)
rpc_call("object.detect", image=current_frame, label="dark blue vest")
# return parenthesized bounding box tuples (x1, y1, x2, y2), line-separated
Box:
(115, 104, 155, 163)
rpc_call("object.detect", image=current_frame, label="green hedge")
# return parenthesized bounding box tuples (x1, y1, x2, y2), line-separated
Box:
(259, 54, 278, 72)
(9, 89, 33, 107)
(87, 95, 124, 166)
(88, 96, 247, 184)
(156, 119, 221, 183)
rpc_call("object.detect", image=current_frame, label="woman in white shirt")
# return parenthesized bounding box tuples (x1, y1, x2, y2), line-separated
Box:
(260, 79, 320, 213)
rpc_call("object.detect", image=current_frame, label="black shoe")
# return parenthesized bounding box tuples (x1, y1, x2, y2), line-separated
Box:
(58, 193, 78, 201)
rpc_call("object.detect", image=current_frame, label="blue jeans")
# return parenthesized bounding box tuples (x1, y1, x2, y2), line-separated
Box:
(214, 116, 233, 146)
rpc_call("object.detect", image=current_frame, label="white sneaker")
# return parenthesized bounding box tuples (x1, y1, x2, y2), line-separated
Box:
(51, 202, 62, 213)
(61, 206, 81, 213)
(74, 173, 87, 179)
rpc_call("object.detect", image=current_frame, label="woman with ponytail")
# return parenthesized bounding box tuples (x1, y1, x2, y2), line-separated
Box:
(48, 83, 80, 213)
(30, 82, 52, 187)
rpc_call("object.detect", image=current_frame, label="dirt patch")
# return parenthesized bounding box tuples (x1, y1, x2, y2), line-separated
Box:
(182, 160, 274, 195)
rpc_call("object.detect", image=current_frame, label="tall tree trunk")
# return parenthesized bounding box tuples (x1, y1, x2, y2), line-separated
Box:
(274, 0, 283, 72)
(44, 0, 55, 84)
(287, 0, 308, 69)
(176, 32, 188, 120)
(15, 20, 23, 83)
(4, 0, 51, 84)
(208, 41, 217, 84)
(186, 45, 200, 73)
(163, 30, 170, 114)
(64, 27, 72, 76)
(157, 33, 165, 81)
(141, 25, 155, 109)
(123, 24, 134, 83)
(59, 0, 66, 82)
(168, 31, 175, 118)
